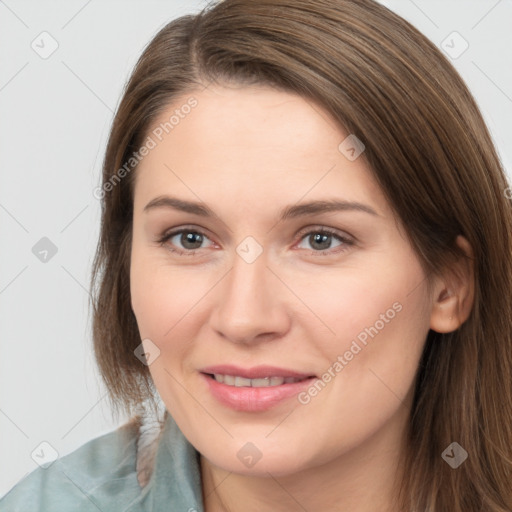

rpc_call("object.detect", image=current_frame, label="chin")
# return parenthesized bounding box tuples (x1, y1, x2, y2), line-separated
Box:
(200, 440, 315, 478)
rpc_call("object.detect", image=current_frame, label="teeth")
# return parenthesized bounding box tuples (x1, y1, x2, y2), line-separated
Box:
(223, 375, 236, 385)
(251, 377, 271, 387)
(234, 376, 252, 387)
(212, 374, 306, 387)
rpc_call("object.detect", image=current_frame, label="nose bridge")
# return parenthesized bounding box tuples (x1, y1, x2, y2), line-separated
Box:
(225, 244, 271, 315)
(211, 240, 288, 343)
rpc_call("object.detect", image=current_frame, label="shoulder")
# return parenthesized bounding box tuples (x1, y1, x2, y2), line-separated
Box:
(0, 417, 144, 512)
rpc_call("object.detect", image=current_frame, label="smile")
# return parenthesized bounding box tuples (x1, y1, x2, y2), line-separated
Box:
(210, 374, 308, 387)
(199, 365, 317, 411)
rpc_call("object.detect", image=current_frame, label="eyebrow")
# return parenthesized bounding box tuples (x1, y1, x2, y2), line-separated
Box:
(143, 195, 379, 220)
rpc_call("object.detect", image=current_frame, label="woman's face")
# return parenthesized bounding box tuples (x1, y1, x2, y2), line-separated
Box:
(130, 84, 434, 476)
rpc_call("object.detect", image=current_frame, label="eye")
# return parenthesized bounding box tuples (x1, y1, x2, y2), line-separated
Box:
(157, 228, 214, 255)
(295, 228, 354, 255)
(156, 226, 354, 257)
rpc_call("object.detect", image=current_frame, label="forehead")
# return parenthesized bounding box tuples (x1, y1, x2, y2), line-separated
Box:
(144, 84, 342, 164)
(133, 84, 390, 219)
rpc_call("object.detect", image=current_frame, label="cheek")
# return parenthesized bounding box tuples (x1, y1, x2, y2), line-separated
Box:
(300, 263, 425, 344)
(129, 250, 215, 362)
(300, 258, 430, 387)
(290, 269, 429, 455)
(129, 254, 202, 411)
(130, 246, 188, 334)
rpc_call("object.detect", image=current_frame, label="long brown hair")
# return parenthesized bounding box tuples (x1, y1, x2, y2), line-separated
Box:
(89, 0, 512, 509)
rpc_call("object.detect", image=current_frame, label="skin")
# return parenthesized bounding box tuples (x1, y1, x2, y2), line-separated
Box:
(130, 83, 474, 512)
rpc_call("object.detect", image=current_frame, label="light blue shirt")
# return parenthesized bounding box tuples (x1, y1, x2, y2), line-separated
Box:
(0, 413, 205, 511)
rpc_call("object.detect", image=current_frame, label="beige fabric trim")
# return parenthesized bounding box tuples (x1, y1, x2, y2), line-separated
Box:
(134, 398, 168, 488)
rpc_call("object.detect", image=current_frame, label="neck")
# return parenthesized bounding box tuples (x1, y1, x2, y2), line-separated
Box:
(200, 402, 410, 512)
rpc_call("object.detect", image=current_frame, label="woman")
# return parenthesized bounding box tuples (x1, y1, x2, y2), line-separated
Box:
(2, 0, 511, 510)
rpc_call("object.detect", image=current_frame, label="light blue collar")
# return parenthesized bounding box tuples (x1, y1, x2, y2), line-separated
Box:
(127, 412, 205, 512)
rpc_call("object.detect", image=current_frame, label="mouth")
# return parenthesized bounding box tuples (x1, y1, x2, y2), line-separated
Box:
(199, 365, 318, 412)
(204, 373, 311, 387)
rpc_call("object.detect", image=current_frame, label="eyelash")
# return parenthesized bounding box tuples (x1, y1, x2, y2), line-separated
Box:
(156, 226, 355, 257)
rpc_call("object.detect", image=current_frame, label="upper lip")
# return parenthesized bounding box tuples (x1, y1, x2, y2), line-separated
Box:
(200, 365, 316, 379)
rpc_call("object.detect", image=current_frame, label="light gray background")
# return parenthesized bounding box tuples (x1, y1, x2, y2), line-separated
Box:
(1, 0, 511, 497)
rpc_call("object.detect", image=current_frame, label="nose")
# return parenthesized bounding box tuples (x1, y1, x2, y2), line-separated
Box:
(209, 247, 291, 345)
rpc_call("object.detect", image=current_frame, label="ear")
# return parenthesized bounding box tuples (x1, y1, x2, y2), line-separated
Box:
(429, 235, 475, 333)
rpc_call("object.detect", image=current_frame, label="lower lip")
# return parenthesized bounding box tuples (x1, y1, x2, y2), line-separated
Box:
(201, 373, 317, 412)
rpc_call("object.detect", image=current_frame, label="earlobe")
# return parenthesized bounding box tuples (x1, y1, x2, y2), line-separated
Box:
(429, 236, 475, 333)
(430, 287, 461, 333)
